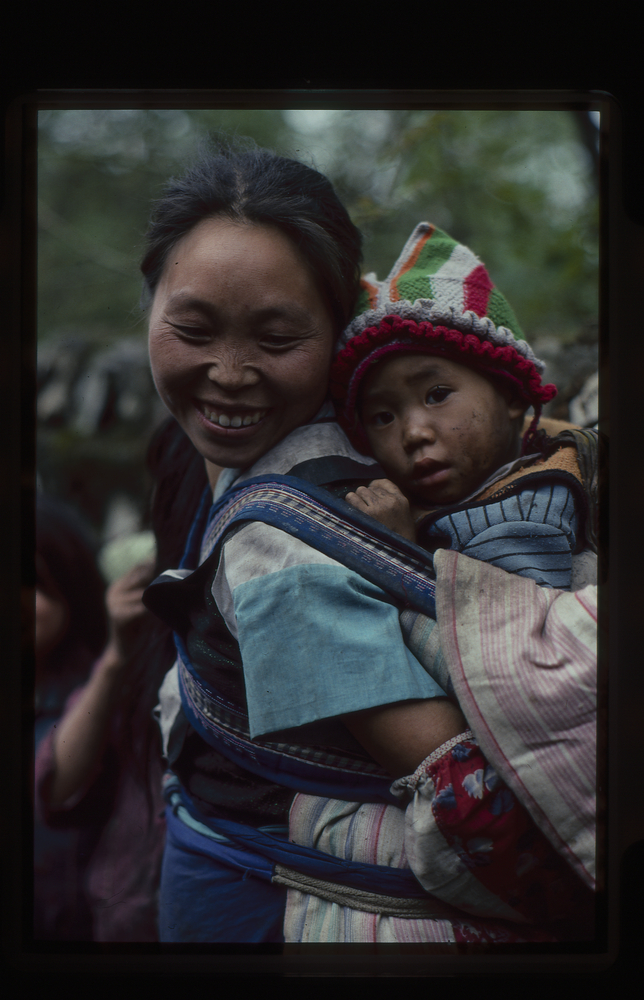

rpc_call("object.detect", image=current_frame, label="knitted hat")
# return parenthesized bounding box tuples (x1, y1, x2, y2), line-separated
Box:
(330, 222, 557, 453)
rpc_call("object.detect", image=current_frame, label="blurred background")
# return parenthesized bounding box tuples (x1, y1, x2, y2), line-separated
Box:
(37, 106, 600, 569)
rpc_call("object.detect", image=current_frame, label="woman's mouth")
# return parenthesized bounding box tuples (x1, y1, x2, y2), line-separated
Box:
(198, 403, 269, 429)
(193, 402, 273, 441)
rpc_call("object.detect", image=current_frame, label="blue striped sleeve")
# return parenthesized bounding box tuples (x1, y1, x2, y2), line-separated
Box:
(460, 521, 573, 588)
(428, 483, 578, 589)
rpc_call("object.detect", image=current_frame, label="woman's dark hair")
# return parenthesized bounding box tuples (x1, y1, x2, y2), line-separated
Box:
(140, 136, 363, 336)
(36, 495, 108, 696)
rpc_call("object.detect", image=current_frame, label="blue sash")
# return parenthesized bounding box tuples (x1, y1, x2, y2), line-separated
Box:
(164, 774, 433, 900)
(146, 475, 441, 805)
(192, 474, 436, 617)
(153, 476, 446, 907)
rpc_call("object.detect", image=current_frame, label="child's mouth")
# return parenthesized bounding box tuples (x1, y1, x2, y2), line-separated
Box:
(411, 460, 450, 487)
(412, 458, 449, 482)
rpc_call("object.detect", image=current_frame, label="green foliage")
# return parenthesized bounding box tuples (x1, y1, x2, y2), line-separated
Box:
(37, 106, 599, 536)
(328, 110, 598, 340)
(38, 106, 599, 345)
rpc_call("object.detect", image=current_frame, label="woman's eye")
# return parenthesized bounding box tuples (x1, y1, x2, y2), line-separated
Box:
(426, 386, 451, 404)
(169, 324, 209, 341)
(260, 334, 301, 349)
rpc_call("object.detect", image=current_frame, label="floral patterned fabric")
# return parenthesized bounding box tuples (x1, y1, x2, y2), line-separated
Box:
(392, 733, 594, 939)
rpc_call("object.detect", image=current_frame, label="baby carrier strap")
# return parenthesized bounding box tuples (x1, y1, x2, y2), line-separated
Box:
(200, 474, 438, 616)
(145, 473, 439, 805)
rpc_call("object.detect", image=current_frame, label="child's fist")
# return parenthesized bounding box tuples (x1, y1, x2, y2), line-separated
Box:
(345, 480, 417, 542)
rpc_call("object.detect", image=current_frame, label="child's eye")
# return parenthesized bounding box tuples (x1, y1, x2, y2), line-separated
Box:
(371, 411, 394, 427)
(426, 386, 452, 404)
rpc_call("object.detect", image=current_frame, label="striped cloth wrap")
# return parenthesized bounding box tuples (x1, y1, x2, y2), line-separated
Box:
(285, 548, 597, 942)
(398, 549, 598, 892)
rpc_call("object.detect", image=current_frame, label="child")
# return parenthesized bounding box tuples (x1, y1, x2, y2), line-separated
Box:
(330, 222, 598, 591)
(283, 224, 599, 942)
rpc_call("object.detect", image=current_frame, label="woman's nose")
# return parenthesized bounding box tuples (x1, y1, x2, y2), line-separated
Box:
(206, 350, 260, 391)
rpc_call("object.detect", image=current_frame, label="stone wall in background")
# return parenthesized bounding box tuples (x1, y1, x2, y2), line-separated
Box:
(37, 332, 167, 547)
(534, 320, 599, 427)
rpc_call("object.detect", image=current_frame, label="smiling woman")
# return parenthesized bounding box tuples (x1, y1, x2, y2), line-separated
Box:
(137, 139, 472, 943)
(148, 217, 335, 484)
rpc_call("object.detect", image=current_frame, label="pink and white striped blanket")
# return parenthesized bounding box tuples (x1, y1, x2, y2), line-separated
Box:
(284, 551, 597, 942)
(430, 548, 597, 890)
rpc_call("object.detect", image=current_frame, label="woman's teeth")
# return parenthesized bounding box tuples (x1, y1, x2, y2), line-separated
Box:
(206, 409, 266, 428)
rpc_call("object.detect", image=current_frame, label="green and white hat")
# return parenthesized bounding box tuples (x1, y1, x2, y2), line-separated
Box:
(331, 222, 556, 452)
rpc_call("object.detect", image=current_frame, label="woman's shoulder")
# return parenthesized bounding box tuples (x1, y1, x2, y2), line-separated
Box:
(235, 419, 382, 485)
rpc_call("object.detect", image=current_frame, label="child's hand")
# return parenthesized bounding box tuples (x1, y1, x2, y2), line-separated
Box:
(104, 561, 156, 662)
(345, 480, 417, 542)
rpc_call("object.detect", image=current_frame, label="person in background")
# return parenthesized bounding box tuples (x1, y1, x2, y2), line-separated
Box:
(34, 495, 108, 939)
(35, 495, 165, 941)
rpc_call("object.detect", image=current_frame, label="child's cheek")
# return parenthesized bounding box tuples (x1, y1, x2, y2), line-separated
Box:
(458, 410, 496, 471)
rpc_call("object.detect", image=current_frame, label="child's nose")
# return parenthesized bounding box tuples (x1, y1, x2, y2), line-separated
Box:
(403, 413, 436, 450)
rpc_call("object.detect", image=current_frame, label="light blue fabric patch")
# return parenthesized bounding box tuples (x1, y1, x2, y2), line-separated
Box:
(233, 563, 446, 738)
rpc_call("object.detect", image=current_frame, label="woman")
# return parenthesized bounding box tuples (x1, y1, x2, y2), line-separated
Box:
(141, 138, 595, 943)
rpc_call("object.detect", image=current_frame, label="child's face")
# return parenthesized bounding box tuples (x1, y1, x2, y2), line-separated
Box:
(360, 354, 526, 506)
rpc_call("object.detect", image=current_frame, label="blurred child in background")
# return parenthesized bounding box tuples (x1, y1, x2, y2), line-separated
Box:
(34, 495, 108, 939)
(34, 494, 165, 941)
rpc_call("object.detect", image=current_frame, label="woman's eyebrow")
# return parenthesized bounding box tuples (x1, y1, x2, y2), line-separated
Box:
(164, 293, 313, 324)
(165, 292, 216, 316)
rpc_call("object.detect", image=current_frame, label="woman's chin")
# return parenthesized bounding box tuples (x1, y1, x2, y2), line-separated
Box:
(199, 435, 273, 472)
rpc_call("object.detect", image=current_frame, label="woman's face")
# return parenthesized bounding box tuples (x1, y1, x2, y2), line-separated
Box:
(148, 217, 336, 478)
